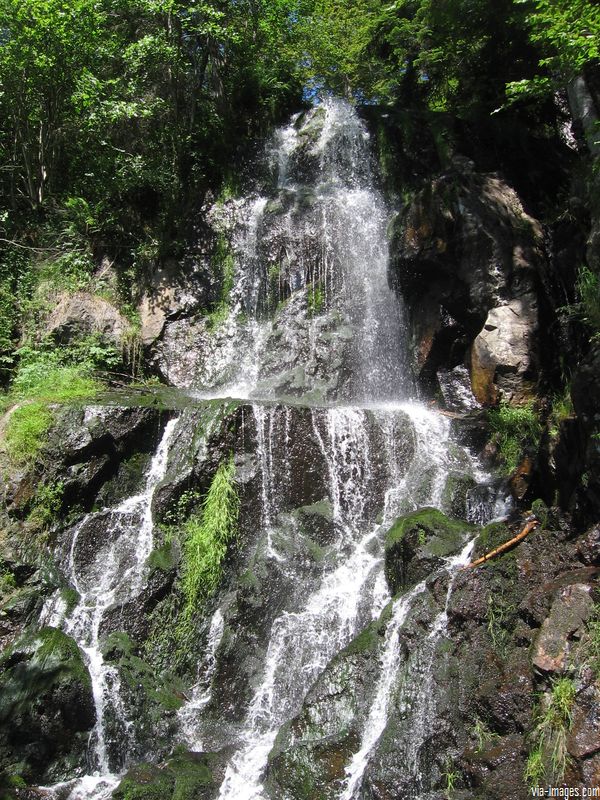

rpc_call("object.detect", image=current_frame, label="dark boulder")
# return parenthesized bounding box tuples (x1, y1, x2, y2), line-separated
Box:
(0, 627, 94, 783)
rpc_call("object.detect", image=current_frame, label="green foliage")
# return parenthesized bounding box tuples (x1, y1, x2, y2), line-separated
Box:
(507, 0, 600, 103)
(525, 677, 577, 785)
(576, 265, 600, 338)
(525, 745, 546, 786)
(27, 481, 64, 530)
(442, 761, 459, 797)
(549, 387, 574, 437)
(0, 569, 17, 595)
(180, 456, 239, 621)
(307, 282, 324, 316)
(12, 341, 111, 400)
(1, 342, 103, 466)
(488, 401, 542, 474)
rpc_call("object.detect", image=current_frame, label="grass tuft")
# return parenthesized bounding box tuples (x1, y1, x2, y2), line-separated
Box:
(525, 676, 576, 786)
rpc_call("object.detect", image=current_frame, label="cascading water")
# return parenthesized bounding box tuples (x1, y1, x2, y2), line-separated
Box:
(193, 98, 412, 402)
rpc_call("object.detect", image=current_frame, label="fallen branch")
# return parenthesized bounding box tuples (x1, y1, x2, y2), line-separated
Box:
(463, 517, 540, 569)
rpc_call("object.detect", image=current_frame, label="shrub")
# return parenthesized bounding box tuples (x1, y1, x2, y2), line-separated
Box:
(576, 265, 600, 337)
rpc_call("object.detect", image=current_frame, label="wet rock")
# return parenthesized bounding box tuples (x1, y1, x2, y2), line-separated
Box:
(568, 344, 600, 524)
(581, 752, 600, 788)
(475, 652, 533, 733)
(576, 524, 600, 565)
(437, 364, 480, 413)
(266, 612, 389, 800)
(0, 627, 94, 783)
(384, 508, 473, 594)
(568, 686, 600, 760)
(462, 734, 527, 800)
(532, 583, 594, 672)
(19, 404, 165, 515)
(46, 292, 129, 347)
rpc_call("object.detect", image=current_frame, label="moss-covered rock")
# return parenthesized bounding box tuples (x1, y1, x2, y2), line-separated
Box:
(384, 507, 474, 594)
(0, 626, 94, 782)
(112, 750, 219, 800)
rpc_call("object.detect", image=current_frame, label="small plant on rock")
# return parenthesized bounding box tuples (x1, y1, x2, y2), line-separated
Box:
(442, 760, 460, 798)
(525, 676, 576, 786)
(472, 716, 500, 753)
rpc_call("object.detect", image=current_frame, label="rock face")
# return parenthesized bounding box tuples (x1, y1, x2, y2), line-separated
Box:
(139, 257, 212, 348)
(46, 292, 130, 347)
(390, 167, 543, 405)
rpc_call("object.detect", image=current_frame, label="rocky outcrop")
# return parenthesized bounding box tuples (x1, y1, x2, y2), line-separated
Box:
(139, 257, 212, 348)
(2, 404, 165, 519)
(46, 292, 130, 347)
(391, 167, 543, 405)
(112, 750, 228, 800)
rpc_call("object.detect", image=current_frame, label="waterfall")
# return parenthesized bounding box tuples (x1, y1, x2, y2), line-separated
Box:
(40, 98, 505, 800)
(193, 98, 412, 403)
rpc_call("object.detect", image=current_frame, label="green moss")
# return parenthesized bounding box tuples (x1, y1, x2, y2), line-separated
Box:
(113, 752, 216, 800)
(56, 587, 78, 616)
(147, 540, 178, 574)
(474, 521, 511, 557)
(113, 764, 175, 800)
(342, 603, 393, 656)
(385, 507, 471, 549)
